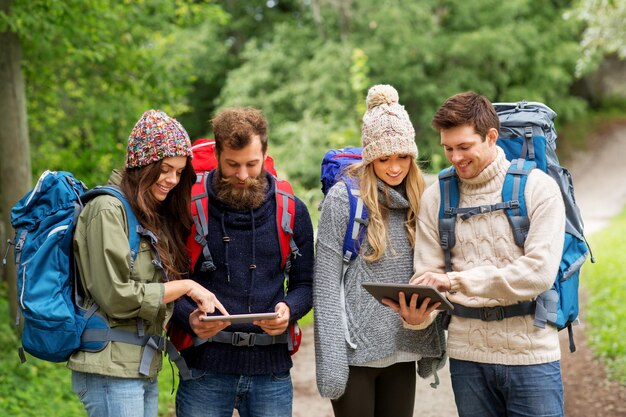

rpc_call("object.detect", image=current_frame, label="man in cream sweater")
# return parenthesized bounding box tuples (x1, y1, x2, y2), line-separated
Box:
(409, 92, 566, 417)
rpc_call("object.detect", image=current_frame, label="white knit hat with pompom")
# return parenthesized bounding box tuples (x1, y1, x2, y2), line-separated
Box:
(361, 84, 417, 164)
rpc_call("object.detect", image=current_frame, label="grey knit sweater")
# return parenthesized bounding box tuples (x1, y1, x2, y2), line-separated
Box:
(313, 180, 446, 399)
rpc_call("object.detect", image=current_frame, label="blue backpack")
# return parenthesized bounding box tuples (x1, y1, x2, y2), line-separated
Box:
(438, 101, 593, 352)
(320, 147, 368, 264)
(320, 147, 368, 348)
(6, 170, 190, 376)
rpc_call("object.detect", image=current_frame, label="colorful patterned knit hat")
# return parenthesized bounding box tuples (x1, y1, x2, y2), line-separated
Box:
(125, 110, 192, 169)
(361, 84, 418, 164)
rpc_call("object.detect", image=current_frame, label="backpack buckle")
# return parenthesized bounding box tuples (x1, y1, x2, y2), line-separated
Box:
(231, 332, 256, 347)
(15, 233, 26, 251)
(480, 306, 505, 322)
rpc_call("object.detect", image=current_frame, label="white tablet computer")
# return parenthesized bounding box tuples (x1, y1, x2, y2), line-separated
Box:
(199, 312, 279, 324)
(361, 282, 454, 311)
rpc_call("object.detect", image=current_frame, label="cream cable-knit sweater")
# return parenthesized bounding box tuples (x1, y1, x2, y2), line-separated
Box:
(414, 147, 565, 365)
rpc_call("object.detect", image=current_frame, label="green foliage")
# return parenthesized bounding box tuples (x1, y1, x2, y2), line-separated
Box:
(207, 0, 591, 178)
(216, 22, 363, 188)
(1, 0, 227, 186)
(581, 209, 626, 384)
(348, 0, 588, 168)
(565, 0, 626, 76)
(0, 0, 602, 188)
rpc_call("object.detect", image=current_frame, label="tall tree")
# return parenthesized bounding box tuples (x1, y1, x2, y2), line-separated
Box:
(0, 0, 31, 318)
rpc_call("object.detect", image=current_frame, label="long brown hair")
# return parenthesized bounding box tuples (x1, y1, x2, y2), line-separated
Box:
(346, 158, 425, 262)
(120, 157, 195, 280)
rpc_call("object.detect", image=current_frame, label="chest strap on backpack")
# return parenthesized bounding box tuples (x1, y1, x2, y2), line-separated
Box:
(448, 301, 535, 322)
(439, 160, 540, 328)
(192, 330, 289, 347)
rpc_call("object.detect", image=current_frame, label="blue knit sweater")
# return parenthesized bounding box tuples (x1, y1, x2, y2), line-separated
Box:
(173, 171, 314, 375)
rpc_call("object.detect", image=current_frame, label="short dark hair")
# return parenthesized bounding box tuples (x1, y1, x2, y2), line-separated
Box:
(431, 91, 500, 138)
(211, 107, 268, 154)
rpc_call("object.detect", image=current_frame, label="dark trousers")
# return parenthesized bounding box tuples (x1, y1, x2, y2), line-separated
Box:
(331, 361, 416, 417)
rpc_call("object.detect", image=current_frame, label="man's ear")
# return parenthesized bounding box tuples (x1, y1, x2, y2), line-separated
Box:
(486, 128, 499, 144)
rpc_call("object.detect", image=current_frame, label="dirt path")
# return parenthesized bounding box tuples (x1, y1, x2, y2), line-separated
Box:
(559, 122, 626, 417)
(290, 123, 626, 417)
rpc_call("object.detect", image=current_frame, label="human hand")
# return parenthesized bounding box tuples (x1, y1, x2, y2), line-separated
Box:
(396, 292, 440, 326)
(187, 282, 228, 315)
(189, 308, 231, 339)
(254, 302, 290, 336)
(410, 272, 451, 292)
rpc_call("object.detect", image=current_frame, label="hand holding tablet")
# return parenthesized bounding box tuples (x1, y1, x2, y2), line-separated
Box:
(199, 312, 279, 324)
(361, 282, 454, 311)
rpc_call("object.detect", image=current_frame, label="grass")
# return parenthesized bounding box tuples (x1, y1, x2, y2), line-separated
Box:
(580, 208, 626, 384)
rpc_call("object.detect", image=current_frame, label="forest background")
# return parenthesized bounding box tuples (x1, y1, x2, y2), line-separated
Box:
(0, 1, 625, 416)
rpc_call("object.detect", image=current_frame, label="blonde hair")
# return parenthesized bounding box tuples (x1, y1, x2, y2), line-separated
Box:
(346, 157, 425, 262)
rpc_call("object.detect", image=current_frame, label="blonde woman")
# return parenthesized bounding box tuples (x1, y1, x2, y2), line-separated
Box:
(313, 85, 446, 417)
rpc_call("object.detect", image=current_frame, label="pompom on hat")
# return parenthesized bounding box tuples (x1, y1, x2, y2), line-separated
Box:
(361, 84, 418, 164)
(125, 110, 192, 169)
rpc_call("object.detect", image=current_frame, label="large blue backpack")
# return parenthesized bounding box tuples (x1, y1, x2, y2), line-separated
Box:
(320, 147, 368, 265)
(438, 101, 593, 352)
(320, 147, 367, 348)
(6, 170, 190, 376)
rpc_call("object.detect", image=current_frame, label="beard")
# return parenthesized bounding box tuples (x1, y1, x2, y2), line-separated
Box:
(213, 169, 269, 211)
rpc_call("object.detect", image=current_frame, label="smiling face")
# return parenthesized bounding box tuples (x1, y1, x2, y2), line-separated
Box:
(217, 134, 266, 185)
(149, 156, 187, 201)
(372, 154, 412, 186)
(440, 124, 499, 180)
(214, 135, 269, 210)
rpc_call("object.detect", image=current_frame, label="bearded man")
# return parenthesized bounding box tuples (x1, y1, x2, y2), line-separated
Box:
(172, 107, 314, 417)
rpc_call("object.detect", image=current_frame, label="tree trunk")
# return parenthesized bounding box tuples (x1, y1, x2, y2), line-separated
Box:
(310, 0, 326, 41)
(0, 0, 32, 321)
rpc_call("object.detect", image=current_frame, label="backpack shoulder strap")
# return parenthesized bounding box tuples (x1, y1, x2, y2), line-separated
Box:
(188, 171, 215, 273)
(502, 158, 537, 247)
(274, 176, 299, 272)
(342, 178, 368, 264)
(81, 185, 141, 266)
(438, 166, 460, 272)
(339, 177, 367, 350)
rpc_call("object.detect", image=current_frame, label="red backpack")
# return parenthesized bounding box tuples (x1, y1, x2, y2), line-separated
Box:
(169, 139, 302, 353)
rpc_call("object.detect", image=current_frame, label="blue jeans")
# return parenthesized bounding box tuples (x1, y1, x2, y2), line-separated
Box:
(176, 368, 293, 417)
(450, 359, 564, 417)
(71, 371, 158, 417)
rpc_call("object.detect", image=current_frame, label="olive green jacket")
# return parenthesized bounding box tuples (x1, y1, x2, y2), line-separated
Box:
(67, 192, 171, 378)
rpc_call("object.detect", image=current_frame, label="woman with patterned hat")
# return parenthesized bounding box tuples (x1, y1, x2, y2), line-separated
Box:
(68, 110, 226, 417)
(313, 85, 447, 417)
